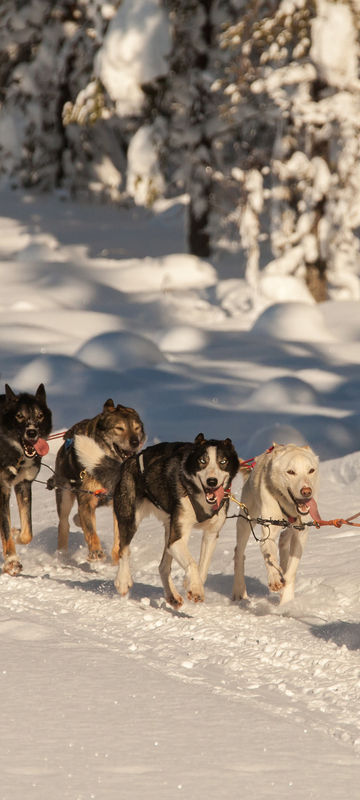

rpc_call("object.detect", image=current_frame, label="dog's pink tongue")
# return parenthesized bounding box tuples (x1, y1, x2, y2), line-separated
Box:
(214, 485, 225, 509)
(34, 438, 49, 456)
(305, 497, 321, 521)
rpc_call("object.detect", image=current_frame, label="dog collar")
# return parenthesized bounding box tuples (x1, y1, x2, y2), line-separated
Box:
(278, 503, 298, 526)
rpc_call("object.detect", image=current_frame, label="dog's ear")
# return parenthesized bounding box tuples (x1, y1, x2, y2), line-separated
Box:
(35, 384, 47, 405)
(103, 399, 115, 413)
(116, 403, 126, 413)
(116, 404, 135, 415)
(5, 384, 16, 403)
(194, 432, 206, 445)
(223, 437, 233, 447)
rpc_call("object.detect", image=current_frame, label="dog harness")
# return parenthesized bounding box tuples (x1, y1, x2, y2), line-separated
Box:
(136, 452, 165, 511)
(136, 453, 230, 522)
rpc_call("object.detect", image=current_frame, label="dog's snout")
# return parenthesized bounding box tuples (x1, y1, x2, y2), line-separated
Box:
(26, 428, 37, 440)
(130, 436, 139, 448)
(206, 477, 218, 488)
(300, 486, 312, 498)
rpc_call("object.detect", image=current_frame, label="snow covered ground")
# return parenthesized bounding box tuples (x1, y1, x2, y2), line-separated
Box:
(1, 190, 360, 799)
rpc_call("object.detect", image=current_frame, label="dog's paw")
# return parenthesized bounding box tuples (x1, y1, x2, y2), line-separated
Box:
(114, 578, 133, 596)
(184, 565, 204, 603)
(87, 548, 106, 561)
(3, 556, 23, 576)
(232, 590, 249, 602)
(185, 579, 204, 601)
(187, 591, 204, 603)
(114, 565, 133, 596)
(165, 591, 184, 609)
(268, 576, 286, 592)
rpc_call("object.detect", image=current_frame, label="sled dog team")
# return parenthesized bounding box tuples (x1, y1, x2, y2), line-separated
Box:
(0, 383, 320, 608)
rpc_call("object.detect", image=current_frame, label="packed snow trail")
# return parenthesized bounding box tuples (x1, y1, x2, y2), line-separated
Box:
(0, 455, 359, 800)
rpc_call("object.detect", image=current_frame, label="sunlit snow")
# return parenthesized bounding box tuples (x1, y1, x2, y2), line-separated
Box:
(0, 189, 360, 800)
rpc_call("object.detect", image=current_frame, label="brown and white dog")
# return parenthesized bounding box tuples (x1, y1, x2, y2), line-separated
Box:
(51, 399, 145, 560)
(232, 443, 320, 605)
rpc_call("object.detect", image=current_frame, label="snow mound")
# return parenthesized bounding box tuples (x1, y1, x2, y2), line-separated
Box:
(244, 423, 309, 455)
(158, 326, 208, 353)
(322, 449, 360, 487)
(13, 355, 92, 393)
(247, 376, 319, 409)
(76, 330, 166, 371)
(251, 302, 333, 342)
(0, 322, 71, 352)
(320, 301, 360, 341)
(259, 274, 315, 304)
(98, 254, 217, 293)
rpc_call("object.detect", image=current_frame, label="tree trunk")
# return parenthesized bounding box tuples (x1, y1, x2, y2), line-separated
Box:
(305, 261, 328, 302)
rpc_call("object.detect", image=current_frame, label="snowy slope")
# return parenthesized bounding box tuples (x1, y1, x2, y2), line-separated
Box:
(0, 190, 360, 799)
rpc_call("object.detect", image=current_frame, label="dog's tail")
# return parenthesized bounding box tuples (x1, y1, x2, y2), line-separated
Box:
(73, 434, 123, 494)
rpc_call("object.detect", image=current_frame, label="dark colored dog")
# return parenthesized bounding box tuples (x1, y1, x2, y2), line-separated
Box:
(74, 432, 239, 606)
(52, 399, 146, 560)
(0, 383, 52, 574)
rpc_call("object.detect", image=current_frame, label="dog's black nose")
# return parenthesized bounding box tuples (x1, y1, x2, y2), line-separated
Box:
(206, 477, 218, 488)
(130, 437, 139, 448)
(26, 428, 37, 440)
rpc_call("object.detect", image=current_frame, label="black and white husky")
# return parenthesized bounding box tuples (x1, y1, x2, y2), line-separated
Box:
(74, 432, 239, 607)
(0, 384, 52, 574)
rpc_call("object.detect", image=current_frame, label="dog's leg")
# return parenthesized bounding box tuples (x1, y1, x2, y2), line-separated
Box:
(198, 528, 219, 585)
(0, 488, 22, 575)
(114, 544, 133, 595)
(280, 529, 309, 605)
(113, 479, 139, 596)
(168, 512, 204, 603)
(260, 524, 286, 593)
(13, 480, 33, 544)
(232, 515, 251, 600)
(279, 527, 292, 574)
(112, 509, 120, 563)
(56, 484, 75, 550)
(77, 494, 105, 560)
(159, 520, 184, 607)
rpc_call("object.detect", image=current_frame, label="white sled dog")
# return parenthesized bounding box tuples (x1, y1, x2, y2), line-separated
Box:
(232, 443, 319, 605)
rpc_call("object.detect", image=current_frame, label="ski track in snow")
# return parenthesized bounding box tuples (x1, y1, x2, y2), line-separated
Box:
(2, 458, 359, 762)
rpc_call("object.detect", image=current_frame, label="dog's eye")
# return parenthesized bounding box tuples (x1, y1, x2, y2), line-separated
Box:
(36, 412, 44, 421)
(116, 425, 125, 432)
(16, 412, 24, 422)
(219, 458, 228, 466)
(198, 456, 207, 465)
(287, 469, 296, 475)
(308, 468, 315, 474)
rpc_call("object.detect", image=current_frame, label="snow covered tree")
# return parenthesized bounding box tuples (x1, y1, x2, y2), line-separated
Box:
(162, 0, 240, 257)
(0, 0, 127, 198)
(2, 0, 360, 305)
(217, 0, 360, 301)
